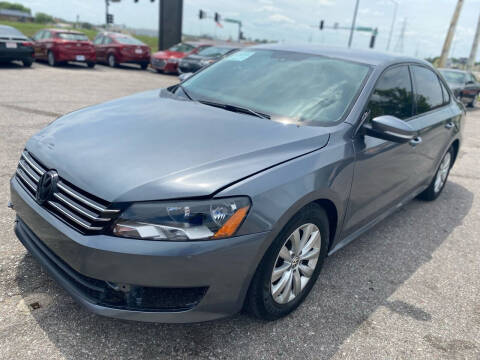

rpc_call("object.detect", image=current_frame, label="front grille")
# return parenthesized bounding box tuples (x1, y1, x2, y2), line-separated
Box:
(15, 150, 119, 234)
(18, 219, 207, 312)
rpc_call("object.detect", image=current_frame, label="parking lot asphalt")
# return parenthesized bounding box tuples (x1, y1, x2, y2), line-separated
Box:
(0, 61, 479, 360)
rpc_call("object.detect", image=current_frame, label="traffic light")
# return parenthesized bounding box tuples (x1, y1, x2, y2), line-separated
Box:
(199, 9, 206, 19)
(319, 20, 324, 30)
(214, 12, 220, 23)
(239, 31, 245, 40)
(369, 28, 378, 49)
(107, 13, 114, 24)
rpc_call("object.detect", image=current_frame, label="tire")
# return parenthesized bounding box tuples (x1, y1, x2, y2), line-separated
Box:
(245, 204, 329, 320)
(140, 62, 148, 70)
(47, 51, 57, 67)
(87, 62, 95, 68)
(107, 54, 116, 68)
(418, 147, 454, 201)
(468, 93, 478, 108)
(22, 58, 33, 67)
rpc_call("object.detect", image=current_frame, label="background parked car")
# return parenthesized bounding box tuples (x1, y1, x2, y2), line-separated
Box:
(178, 45, 239, 74)
(439, 68, 480, 107)
(93, 32, 150, 70)
(150, 42, 212, 74)
(32, 29, 96, 68)
(0, 25, 34, 67)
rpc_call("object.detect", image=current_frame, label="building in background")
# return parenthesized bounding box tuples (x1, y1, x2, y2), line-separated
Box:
(0, 9, 33, 22)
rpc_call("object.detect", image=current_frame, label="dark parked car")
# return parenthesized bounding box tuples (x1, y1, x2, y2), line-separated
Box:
(10, 45, 464, 323)
(93, 32, 150, 69)
(439, 68, 480, 107)
(32, 29, 96, 67)
(0, 25, 34, 67)
(151, 42, 212, 74)
(177, 45, 238, 73)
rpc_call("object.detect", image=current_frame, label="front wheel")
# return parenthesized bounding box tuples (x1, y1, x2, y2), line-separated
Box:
(245, 204, 329, 320)
(418, 147, 453, 201)
(107, 54, 116, 68)
(47, 51, 57, 67)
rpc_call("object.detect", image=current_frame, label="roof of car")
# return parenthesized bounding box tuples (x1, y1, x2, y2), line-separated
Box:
(47, 29, 86, 34)
(251, 43, 426, 67)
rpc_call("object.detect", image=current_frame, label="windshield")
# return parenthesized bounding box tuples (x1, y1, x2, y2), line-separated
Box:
(57, 33, 88, 41)
(114, 36, 144, 45)
(182, 49, 370, 125)
(197, 46, 233, 57)
(440, 70, 466, 84)
(169, 43, 195, 52)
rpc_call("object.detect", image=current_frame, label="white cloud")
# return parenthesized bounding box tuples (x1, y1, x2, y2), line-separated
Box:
(256, 5, 282, 13)
(268, 13, 295, 24)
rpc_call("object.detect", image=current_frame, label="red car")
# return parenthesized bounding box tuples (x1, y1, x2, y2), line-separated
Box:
(93, 32, 151, 69)
(150, 42, 212, 74)
(32, 29, 96, 68)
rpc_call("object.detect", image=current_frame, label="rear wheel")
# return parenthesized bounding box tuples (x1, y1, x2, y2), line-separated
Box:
(418, 147, 453, 201)
(108, 54, 117, 68)
(87, 62, 95, 68)
(245, 204, 329, 320)
(47, 51, 57, 67)
(22, 58, 33, 67)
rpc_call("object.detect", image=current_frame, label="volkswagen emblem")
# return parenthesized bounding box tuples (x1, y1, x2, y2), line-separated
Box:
(36, 170, 58, 205)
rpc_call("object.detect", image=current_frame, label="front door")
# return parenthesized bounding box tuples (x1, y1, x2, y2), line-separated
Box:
(342, 65, 418, 237)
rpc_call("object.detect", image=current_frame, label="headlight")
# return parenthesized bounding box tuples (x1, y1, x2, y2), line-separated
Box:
(167, 58, 179, 63)
(200, 59, 214, 66)
(112, 197, 250, 241)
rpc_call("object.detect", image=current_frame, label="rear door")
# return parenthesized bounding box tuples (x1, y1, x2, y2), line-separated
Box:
(342, 65, 418, 237)
(408, 65, 456, 185)
(93, 34, 104, 61)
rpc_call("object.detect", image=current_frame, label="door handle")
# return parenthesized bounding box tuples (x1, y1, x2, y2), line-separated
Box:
(409, 136, 422, 146)
(445, 121, 454, 129)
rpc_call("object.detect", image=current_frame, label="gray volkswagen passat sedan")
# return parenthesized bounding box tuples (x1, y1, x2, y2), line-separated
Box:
(10, 45, 464, 323)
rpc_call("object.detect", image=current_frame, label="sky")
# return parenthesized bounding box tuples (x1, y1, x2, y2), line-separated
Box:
(15, 0, 480, 59)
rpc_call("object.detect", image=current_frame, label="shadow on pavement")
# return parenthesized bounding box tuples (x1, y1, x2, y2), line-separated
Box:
(15, 181, 473, 359)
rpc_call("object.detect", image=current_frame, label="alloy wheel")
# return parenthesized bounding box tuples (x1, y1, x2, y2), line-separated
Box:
(48, 52, 55, 66)
(270, 223, 321, 304)
(108, 55, 115, 67)
(434, 151, 451, 193)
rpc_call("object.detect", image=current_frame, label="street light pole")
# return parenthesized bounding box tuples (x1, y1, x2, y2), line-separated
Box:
(105, 0, 109, 29)
(348, 0, 360, 48)
(386, 0, 398, 51)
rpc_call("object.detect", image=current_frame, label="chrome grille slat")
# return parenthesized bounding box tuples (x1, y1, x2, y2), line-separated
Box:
(47, 201, 103, 231)
(16, 168, 38, 192)
(21, 151, 46, 175)
(57, 182, 119, 214)
(18, 160, 40, 183)
(53, 193, 110, 222)
(14, 150, 120, 234)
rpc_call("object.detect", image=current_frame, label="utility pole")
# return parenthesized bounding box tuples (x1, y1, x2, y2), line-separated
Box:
(386, 0, 398, 51)
(348, 0, 360, 48)
(439, 0, 464, 68)
(105, 0, 109, 29)
(467, 13, 480, 70)
(394, 18, 406, 53)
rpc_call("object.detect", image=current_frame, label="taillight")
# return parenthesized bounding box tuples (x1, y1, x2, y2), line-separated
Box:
(21, 42, 33, 47)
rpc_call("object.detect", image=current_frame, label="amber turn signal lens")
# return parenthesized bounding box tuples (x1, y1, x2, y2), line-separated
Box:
(212, 206, 250, 239)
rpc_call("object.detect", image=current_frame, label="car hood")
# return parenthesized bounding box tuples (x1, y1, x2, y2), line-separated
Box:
(183, 54, 215, 61)
(26, 90, 330, 203)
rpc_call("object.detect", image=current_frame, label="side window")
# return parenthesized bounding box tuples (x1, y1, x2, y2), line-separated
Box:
(439, 80, 450, 104)
(32, 30, 43, 41)
(93, 35, 103, 45)
(103, 36, 112, 45)
(43, 31, 51, 39)
(411, 66, 444, 114)
(368, 65, 413, 120)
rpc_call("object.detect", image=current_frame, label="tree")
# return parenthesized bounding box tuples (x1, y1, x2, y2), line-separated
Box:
(34, 12, 54, 24)
(0, 1, 31, 13)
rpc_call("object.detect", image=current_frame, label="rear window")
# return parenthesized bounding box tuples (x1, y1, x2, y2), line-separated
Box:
(114, 36, 144, 45)
(411, 66, 444, 114)
(0, 26, 23, 37)
(440, 70, 466, 85)
(56, 33, 88, 41)
(198, 46, 233, 57)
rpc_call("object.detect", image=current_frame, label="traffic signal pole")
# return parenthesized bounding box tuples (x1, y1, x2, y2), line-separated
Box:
(348, 0, 360, 48)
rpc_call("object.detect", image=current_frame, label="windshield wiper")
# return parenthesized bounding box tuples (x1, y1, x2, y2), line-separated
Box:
(199, 100, 270, 119)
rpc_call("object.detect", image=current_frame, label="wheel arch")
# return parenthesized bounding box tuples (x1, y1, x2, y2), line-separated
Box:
(451, 138, 460, 165)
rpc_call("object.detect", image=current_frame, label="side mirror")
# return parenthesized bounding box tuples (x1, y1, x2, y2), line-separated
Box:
(466, 80, 475, 85)
(363, 115, 416, 143)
